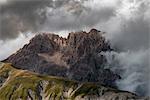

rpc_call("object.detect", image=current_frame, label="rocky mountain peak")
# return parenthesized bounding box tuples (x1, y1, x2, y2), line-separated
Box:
(4, 29, 119, 88)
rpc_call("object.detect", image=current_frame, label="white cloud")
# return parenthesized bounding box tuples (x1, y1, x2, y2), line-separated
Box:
(0, 33, 34, 60)
(101, 49, 150, 96)
(0, 0, 7, 4)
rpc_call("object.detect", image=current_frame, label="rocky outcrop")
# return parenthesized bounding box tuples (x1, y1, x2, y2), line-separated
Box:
(4, 29, 120, 88)
(0, 62, 148, 100)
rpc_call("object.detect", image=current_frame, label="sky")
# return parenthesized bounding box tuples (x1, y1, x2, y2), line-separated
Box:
(0, 0, 150, 96)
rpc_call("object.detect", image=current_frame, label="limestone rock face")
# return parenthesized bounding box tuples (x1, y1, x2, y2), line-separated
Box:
(4, 29, 120, 87)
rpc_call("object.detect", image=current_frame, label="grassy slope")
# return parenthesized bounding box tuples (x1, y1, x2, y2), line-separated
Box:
(0, 62, 144, 100)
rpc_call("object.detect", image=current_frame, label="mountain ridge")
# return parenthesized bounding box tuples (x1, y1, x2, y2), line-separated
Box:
(4, 29, 120, 88)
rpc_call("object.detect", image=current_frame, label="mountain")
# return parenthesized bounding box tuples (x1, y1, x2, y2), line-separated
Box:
(0, 62, 148, 100)
(4, 29, 120, 88)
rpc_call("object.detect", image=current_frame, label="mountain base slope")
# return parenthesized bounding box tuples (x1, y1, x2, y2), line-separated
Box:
(0, 62, 148, 100)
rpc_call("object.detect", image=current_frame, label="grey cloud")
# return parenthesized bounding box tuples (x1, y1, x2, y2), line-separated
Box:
(41, 5, 115, 32)
(112, 17, 149, 50)
(0, 0, 116, 40)
(0, 0, 51, 40)
(116, 0, 150, 50)
(0, 0, 74, 40)
(101, 49, 150, 96)
(0, 0, 84, 40)
(100, 0, 150, 51)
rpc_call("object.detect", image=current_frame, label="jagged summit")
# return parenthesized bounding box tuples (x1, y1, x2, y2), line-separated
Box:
(4, 29, 119, 87)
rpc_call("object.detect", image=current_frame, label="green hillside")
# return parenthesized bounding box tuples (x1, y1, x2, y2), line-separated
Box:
(0, 62, 146, 100)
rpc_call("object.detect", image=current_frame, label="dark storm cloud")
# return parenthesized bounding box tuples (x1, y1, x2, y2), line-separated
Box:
(0, 0, 116, 40)
(0, 0, 75, 40)
(0, 0, 83, 40)
(0, 0, 51, 40)
(41, 5, 115, 32)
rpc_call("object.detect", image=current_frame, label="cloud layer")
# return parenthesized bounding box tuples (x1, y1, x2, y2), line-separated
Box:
(0, 0, 118, 40)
